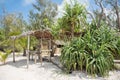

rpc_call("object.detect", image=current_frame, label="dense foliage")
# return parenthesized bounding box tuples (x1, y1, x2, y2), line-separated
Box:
(53, 0, 87, 39)
(60, 24, 120, 76)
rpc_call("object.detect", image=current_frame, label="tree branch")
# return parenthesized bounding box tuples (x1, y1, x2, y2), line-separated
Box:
(95, 0, 105, 28)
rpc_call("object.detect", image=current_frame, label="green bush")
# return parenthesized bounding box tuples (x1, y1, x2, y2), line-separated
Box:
(60, 38, 86, 73)
(60, 25, 118, 76)
(108, 37, 120, 59)
(0, 49, 11, 64)
(85, 43, 114, 76)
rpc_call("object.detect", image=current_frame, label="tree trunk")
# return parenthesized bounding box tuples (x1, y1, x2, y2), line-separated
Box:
(115, 6, 120, 31)
(71, 23, 74, 38)
(23, 48, 26, 56)
(97, 1, 104, 28)
(3, 60, 6, 65)
(97, 13, 103, 28)
(116, 14, 120, 31)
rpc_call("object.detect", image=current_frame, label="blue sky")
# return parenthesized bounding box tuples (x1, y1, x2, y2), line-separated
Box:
(0, 0, 97, 21)
(0, 0, 63, 20)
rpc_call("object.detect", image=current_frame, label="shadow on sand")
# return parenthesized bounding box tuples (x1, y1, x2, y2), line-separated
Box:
(0, 56, 59, 69)
(0, 55, 37, 68)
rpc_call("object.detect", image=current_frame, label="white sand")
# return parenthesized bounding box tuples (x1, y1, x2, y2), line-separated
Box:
(0, 55, 120, 80)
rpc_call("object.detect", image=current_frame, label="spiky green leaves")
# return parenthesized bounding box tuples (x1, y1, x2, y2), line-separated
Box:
(60, 25, 118, 76)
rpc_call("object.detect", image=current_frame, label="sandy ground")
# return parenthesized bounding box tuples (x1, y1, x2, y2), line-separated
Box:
(0, 55, 120, 80)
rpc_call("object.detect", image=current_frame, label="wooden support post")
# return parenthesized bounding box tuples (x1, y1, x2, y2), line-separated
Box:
(34, 53, 37, 64)
(27, 35, 30, 68)
(40, 39, 43, 65)
(38, 39, 40, 60)
(13, 39, 15, 63)
(49, 39, 51, 61)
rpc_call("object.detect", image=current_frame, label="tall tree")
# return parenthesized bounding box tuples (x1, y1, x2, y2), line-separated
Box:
(91, 0, 120, 30)
(29, 0, 57, 30)
(0, 11, 27, 52)
(105, 0, 120, 30)
(1, 13, 26, 38)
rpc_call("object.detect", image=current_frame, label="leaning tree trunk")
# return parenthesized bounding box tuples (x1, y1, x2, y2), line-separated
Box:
(23, 48, 26, 56)
(97, 1, 104, 28)
(114, 0, 120, 31)
(116, 14, 120, 31)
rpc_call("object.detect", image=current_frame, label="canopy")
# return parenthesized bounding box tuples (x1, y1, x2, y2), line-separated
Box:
(10, 30, 53, 40)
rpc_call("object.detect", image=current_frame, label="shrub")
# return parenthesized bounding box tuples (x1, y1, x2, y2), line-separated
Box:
(0, 49, 11, 64)
(60, 38, 86, 73)
(108, 38, 120, 59)
(85, 43, 114, 76)
(60, 25, 117, 76)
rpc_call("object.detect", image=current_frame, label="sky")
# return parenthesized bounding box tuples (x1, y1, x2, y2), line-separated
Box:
(0, 0, 63, 20)
(0, 0, 95, 21)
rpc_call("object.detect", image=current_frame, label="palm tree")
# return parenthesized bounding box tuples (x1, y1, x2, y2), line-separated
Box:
(59, 0, 86, 38)
(29, 0, 58, 30)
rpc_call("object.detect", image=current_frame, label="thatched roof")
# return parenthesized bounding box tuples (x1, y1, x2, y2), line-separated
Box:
(10, 30, 53, 40)
(32, 30, 53, 39)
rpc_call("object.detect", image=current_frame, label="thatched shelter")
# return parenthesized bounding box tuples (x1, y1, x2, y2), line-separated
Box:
(10, 30, 53, 68)
(11, 30, 53, 39)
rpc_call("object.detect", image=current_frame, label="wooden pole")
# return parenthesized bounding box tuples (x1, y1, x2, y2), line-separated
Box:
(13, 39, 15, 62)
(27, 35, 30, 68)
(34, 53, 37, 64)
(49, 39, 51, 61)
(40, 39, 42, 65)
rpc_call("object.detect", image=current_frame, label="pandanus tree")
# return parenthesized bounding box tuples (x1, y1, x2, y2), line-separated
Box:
(60, 23, 118, 76)
(59, 0, 87, 38)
